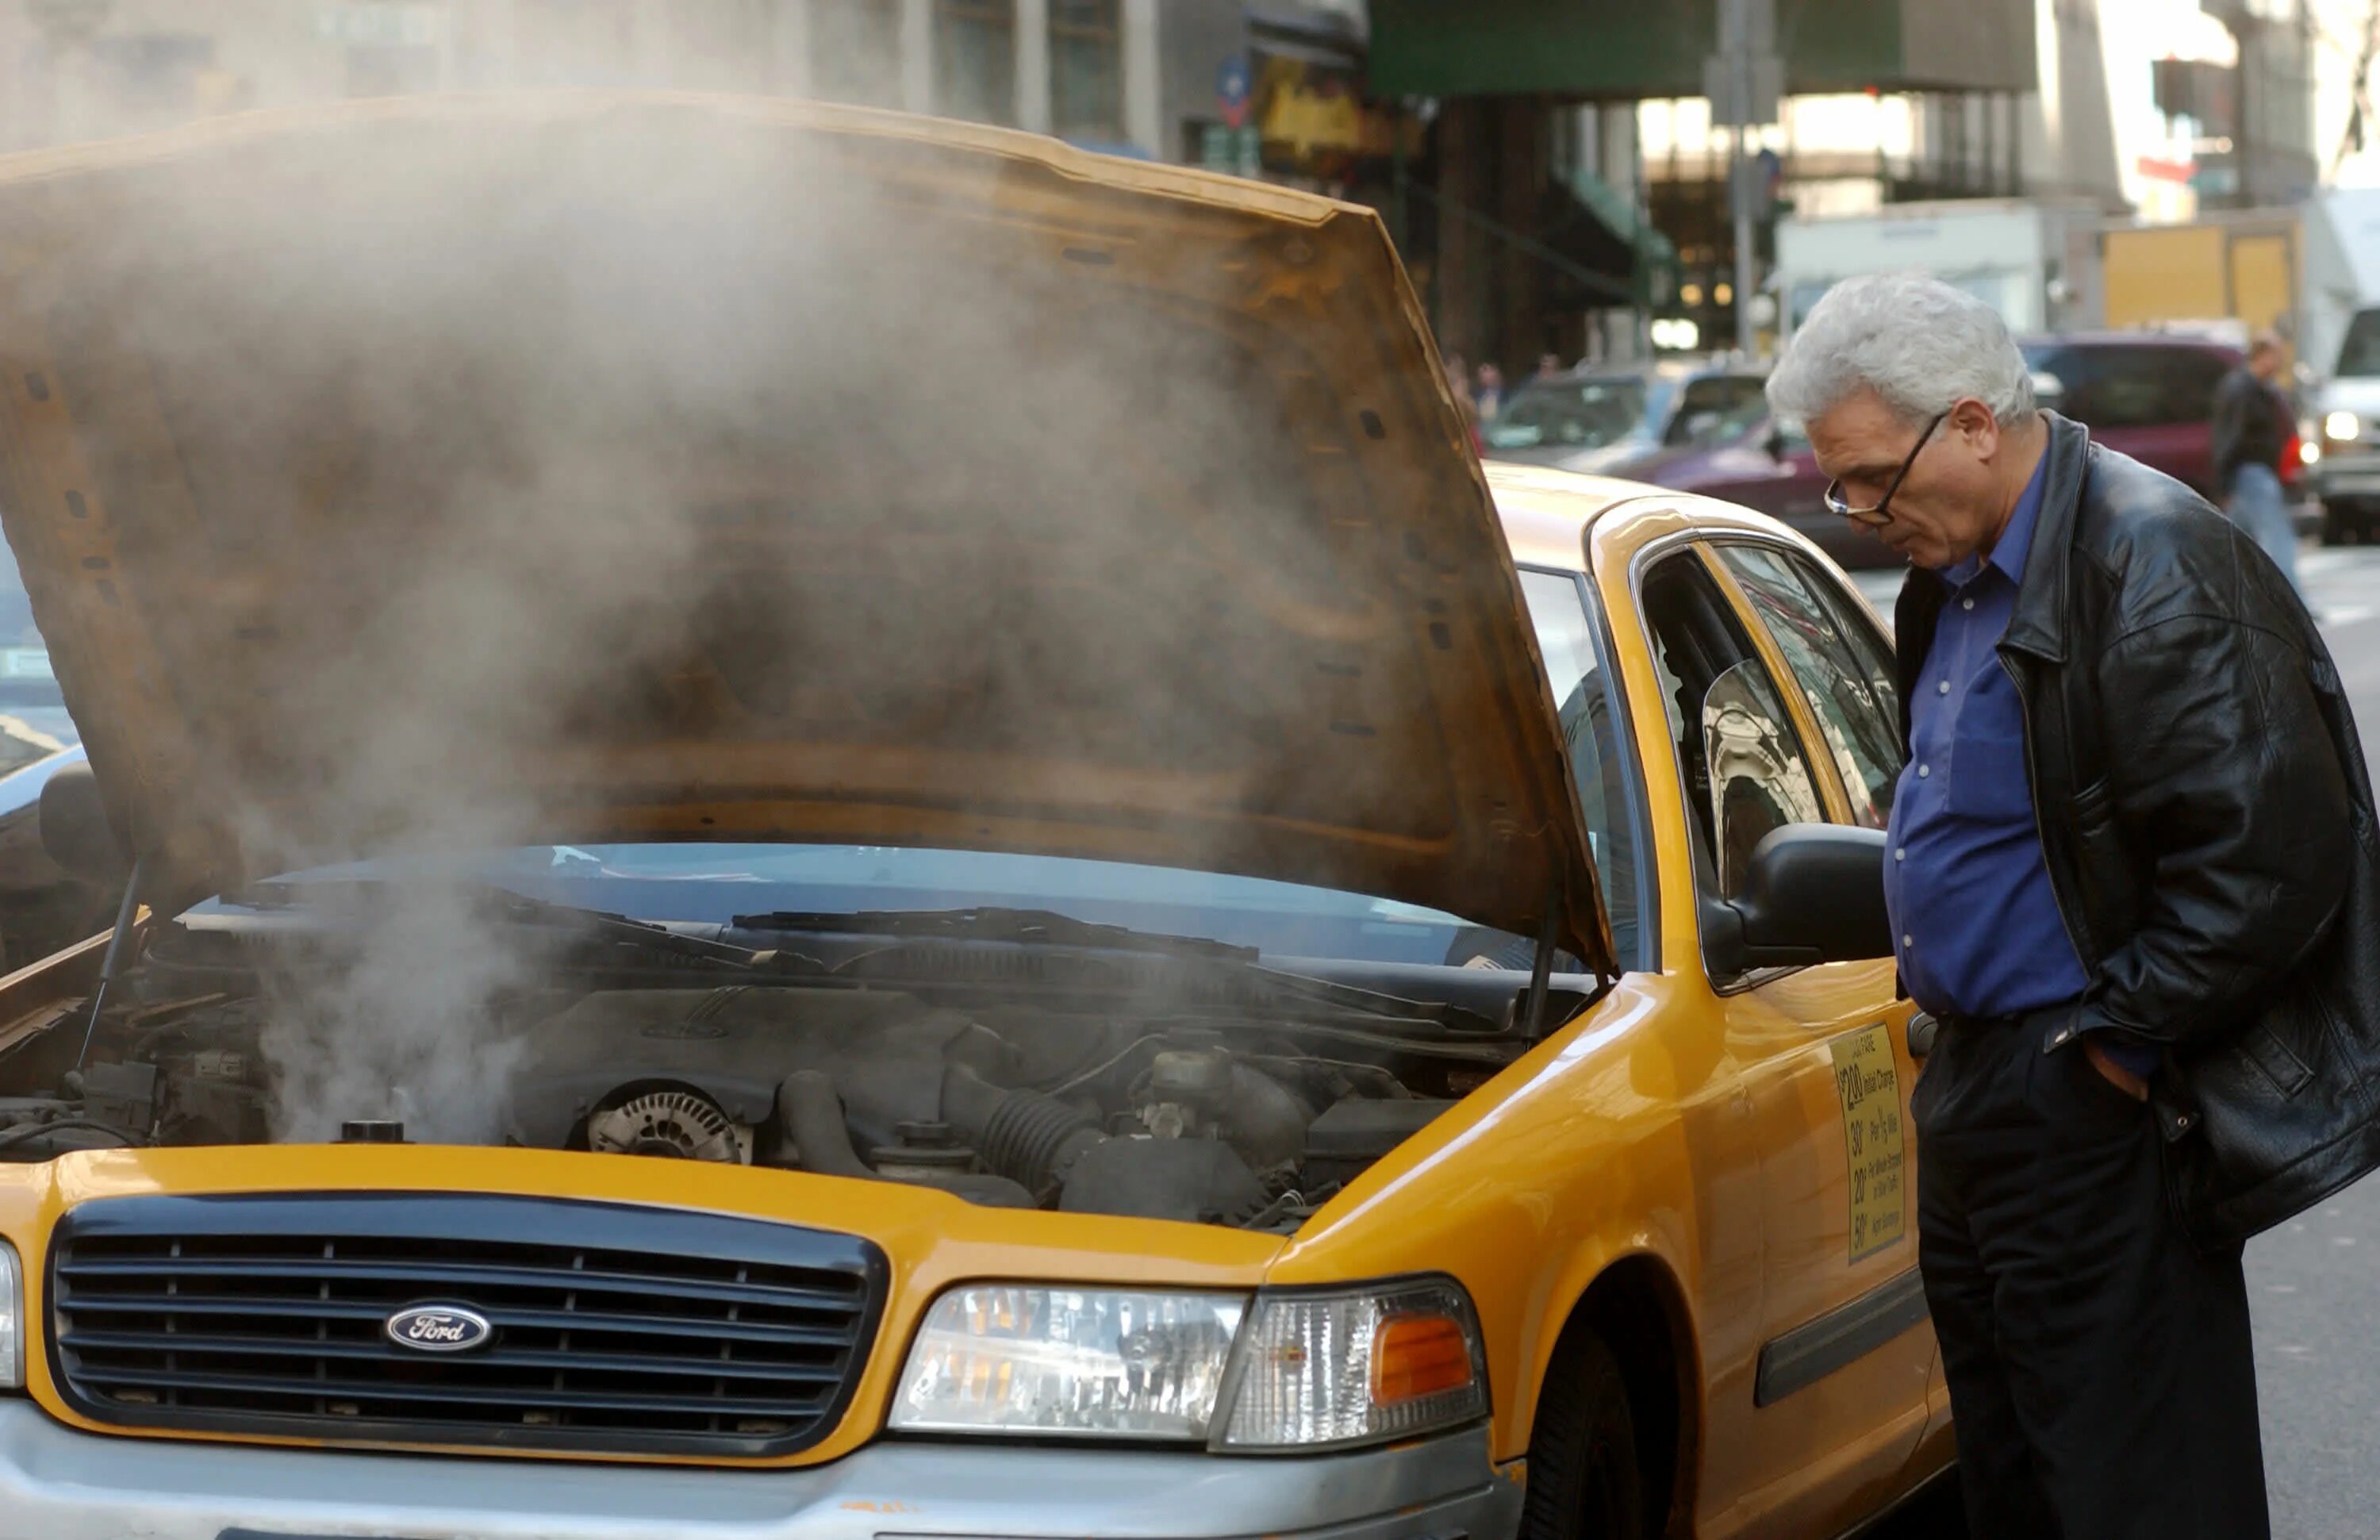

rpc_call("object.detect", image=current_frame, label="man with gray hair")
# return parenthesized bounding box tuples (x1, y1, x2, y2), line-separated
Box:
(1768, 272, 2380, 1538)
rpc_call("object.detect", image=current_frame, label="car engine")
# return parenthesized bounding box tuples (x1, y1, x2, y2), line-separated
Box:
(0, 940, 1495, 1230)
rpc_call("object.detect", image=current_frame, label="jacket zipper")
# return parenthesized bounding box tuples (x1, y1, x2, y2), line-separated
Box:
(1998, 646, 2095, 971)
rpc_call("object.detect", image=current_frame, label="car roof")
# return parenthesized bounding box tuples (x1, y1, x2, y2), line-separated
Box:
(1526, 358, 1759, 389)
(1484, 462, 1818, 574)
(2021, 331, 2242, 356)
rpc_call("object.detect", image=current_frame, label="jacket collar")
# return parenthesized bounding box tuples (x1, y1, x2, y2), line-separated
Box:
(2001, 411, 2090, 663)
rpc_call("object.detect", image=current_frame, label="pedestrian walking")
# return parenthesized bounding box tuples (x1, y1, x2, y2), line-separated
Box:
(2213, 332, 2304, 595)
(1475, 363, 1503, 423)
(1769, 273, 2380, 1540)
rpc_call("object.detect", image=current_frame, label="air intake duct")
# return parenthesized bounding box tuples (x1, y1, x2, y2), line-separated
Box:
(939, 1063, 1106, 1201)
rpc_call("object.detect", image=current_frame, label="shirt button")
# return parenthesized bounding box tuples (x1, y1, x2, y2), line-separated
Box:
(1917, 764, 1931, 778)
(1961, 597, 1975, 611)
(1902, 935, 1914, 949)
(1937, 680, 1950, 695)
(1894, 847, 1906, 861)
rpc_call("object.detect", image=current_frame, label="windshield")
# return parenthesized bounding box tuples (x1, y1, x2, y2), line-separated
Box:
(200, 844, 1534, 969)
(1485, 375, 1652, 452)
(2339, 309, 2380, 378)
(1661, 374, 1769, 447)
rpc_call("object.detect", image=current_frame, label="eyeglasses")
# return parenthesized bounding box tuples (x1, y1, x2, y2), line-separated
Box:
(1823, 413, 1944, 528)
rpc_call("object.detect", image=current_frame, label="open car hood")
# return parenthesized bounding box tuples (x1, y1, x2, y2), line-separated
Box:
(0, 94, 1609, 970)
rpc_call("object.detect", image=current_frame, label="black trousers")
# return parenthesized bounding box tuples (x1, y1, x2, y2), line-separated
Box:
(1914, 1009, 2271, 1539)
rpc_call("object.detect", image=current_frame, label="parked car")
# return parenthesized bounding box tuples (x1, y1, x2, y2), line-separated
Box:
(1597, 413, 1857, 563)
(0, 746, 106, 973)
(1484, 361, 1768, 474)
(0, 538, 77, 747)
(0, 95, 1945, 1539)
(2017, 332, 2243, 497)
(2309, 308, 2380, 542)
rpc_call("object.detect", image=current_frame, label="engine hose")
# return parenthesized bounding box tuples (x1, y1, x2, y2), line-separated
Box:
(942, 1064, 1105, 1197)
(774, 1070, 877, 1180)
(0, 1117, 141, 1151)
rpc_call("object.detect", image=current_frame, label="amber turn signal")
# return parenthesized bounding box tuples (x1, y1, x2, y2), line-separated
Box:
(1371, 1311, 1476, 1405)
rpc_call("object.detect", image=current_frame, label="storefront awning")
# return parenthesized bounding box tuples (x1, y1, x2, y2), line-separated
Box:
(1368, 0, 2036, 101)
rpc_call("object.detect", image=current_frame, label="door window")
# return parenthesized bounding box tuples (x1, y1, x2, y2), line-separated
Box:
(1518, 568, 1645, 970)
(1637, 552, 1824, 920)
(2338, 309, 2380, 378)
(1714, 544, 1904, 828)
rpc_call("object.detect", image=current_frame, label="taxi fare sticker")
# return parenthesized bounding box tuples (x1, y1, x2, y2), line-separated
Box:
(1830, 1022, 1906, 1262)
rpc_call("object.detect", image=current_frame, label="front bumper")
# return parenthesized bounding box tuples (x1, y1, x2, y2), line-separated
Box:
(2311, 457, 2380, 502)
(0, 1400, 1521, 1540)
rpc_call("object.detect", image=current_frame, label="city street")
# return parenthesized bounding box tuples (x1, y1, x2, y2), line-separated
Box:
(2, 0, 2375, 1530)
(1856, 540, 2380, 1540)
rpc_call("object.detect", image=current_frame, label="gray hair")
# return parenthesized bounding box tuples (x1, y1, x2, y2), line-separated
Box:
(1765, 271, 2037, 428)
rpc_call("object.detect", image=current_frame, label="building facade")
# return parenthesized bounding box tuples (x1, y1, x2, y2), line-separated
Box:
(0, 0, 1196, 158)
(1367, 0, 2074, 369)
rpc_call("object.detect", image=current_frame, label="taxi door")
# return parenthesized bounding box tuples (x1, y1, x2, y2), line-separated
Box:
(1705, 538, 1939, 1525)
(1595, 520, 1930, 1538)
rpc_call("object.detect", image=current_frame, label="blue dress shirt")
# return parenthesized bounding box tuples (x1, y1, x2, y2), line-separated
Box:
(1883, 453, 2097, 1032)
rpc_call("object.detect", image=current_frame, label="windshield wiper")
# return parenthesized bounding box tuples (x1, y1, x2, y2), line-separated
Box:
(472, 888, 825, 972)
(731, 907, 1506, 1034)
(731, 906, 1253, 958)
(225, 881, 822, 974)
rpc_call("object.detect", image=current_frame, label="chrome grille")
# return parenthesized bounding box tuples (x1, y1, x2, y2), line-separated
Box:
(48, 1193, 885, 1458)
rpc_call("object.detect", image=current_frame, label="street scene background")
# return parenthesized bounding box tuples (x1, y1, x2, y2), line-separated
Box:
(6, 2, 2380, 1535)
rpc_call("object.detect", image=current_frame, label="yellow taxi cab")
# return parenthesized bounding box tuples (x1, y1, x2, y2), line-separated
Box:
(0, 94, 1948, 1539)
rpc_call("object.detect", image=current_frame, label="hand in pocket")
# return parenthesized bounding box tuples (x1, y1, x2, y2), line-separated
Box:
(2083, 1039, 2150, 1101)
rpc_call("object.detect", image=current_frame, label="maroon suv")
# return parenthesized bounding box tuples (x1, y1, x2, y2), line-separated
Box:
(1603, 334, 2244, 570)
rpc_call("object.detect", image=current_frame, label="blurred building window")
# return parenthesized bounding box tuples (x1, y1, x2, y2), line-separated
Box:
(513, 0, 636, 88)
(669, 0, 777, 93)
(87, 33, 214, 132)
(936, 0, 1015, 126)
(812, 0, 903, 107)
(1049, 0, 1121, 144)
(346, 45, 442, 98)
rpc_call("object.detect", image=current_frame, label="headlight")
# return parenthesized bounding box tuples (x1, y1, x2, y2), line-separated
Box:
(0, 1240, 18, 1389)
(2326, 410, 2361, 442)
(891, 1285, 1245, 1440)
(1216, 1277, 1488, 1451)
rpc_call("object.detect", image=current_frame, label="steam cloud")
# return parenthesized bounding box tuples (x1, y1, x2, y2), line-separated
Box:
(0, 90, 1460, 1144)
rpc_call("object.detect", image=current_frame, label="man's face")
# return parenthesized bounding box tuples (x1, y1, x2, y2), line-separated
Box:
(1806, 388, 2006, 570)
(2251, 344, 2282, 381)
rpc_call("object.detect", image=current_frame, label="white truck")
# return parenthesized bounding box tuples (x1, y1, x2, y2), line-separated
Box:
(2300, 189, 2380, 541)
(1775, 198, 2099, 344)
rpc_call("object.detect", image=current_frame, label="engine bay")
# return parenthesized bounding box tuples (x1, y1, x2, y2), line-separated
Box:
(0, 906, 1546, 1231)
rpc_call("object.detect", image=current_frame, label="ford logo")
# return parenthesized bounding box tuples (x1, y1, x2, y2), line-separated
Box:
(384, 1304, 494, 1354)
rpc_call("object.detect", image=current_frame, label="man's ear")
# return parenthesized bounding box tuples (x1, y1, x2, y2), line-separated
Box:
(1948, 397, 2001, 455)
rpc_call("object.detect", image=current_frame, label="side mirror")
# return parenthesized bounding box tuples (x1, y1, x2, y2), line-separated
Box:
(39, 758, 129, 887)
(1764, 426, 1789, 463)
(1702, 824, 1891, 974)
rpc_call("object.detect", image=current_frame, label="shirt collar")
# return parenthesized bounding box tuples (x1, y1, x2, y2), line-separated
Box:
(1939, 446, 2050, 589)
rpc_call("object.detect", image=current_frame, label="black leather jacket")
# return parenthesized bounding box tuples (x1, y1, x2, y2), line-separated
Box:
(1896, 412, 2380, 1250)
